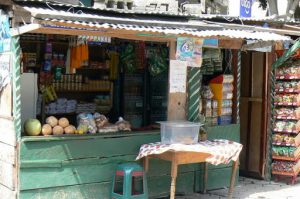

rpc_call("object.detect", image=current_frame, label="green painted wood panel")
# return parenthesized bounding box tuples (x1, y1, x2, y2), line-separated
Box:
(206, 124, 240, 142)
(195, 166, 239, 192)
(20, 133, 199, 191)
(19, 125, 240, 196)
(20, 156, 199, 190)
(19, 172, 195, 199)
(206, 124, 240, 170)
(187, 67, 201, 122)
(20, 133, 160, 162)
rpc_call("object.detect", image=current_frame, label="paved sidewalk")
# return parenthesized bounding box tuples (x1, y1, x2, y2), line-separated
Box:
(176, 177, 300, 199)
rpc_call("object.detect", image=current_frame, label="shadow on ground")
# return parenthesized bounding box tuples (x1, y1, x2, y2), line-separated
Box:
(169, 177, 300, 199)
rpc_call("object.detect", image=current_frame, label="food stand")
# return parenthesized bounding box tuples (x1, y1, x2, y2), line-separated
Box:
(0, 1, 292, 198)
(271, 40, 300, 184)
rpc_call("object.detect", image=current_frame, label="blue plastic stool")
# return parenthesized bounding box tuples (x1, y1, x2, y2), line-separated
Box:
(111, 162, 148, 199)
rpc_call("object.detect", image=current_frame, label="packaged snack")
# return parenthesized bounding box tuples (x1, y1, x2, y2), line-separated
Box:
(201, 86, 214, 99)
(272, 146, 279, 156)
(272, 160, 297, 173)
(296, 120, 300, 131)
(285, 122, 296, 132)
(289, 147, 297, 157)
(202, 99, 212, 109)
(295, 108, 300, 118)
(212, 100, 218, 109)
(272, 134, 283, 143)
(274, 121, 286, 131)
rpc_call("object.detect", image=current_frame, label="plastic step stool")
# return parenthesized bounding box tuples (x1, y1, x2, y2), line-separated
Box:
(111, 162, 148, 199)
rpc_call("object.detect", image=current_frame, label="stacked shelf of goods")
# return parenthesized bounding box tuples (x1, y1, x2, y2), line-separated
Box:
(123, 74, 144, 128)
(209, 75, 234, 125)
(272, 64, 300, 184)
(150, 73, 168, 124)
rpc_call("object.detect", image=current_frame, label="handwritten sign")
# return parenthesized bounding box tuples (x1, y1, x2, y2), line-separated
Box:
(0, 53, 11, 92)
(169, 60, 187, 93)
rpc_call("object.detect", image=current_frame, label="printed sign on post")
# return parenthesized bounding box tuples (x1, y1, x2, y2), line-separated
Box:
(169, 60, 187, 93)
(0, 15, 11, 53)
(240, 0, 252, 17)
(176, 37, 203, 67)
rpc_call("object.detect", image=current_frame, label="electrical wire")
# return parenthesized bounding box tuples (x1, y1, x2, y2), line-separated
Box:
(45, 1, 56, 11)
(67, 6, 75, 13)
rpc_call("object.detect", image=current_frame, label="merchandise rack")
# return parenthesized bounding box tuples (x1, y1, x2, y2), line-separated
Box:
(272, 64, 300, 184)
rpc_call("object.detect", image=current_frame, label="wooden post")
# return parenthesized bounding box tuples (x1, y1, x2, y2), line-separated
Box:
(143, 157, 149, 172)
(228, 159, 239, 199)
(203, 163, 208, 194)
(170, 159, 178, 199)
(167, 41, 187, 121)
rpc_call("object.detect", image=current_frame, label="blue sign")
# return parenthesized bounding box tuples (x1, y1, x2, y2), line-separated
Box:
(203, 39, 218, 48)
(240, 0, 252, 17)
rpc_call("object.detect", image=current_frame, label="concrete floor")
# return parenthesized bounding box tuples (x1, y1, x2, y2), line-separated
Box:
(176, 177, 300, 199)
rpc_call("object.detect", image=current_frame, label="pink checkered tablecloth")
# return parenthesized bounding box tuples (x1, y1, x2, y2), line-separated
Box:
(136, 139, 243, 165)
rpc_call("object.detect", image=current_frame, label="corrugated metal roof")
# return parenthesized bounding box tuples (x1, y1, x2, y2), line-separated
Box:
(21, 6, 221, 29)
(14, 0, 300, 24)
(14, 0, 193, 16)
(13, 2, 291, 41)
(39, 18, 291, 41)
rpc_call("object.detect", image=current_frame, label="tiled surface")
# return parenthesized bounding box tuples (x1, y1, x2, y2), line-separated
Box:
(175, 177, 300, 199)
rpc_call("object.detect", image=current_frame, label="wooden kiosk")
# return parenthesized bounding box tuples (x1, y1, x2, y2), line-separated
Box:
(0, 1, 291, 198)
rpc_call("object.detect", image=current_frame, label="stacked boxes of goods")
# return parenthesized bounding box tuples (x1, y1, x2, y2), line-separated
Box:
(209, 75, 234, 125)
(45, 98, 77, 114)
(201, 86, 218, 126)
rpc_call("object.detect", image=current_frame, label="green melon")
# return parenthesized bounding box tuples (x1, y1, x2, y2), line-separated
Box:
(24, 119, 41, 136)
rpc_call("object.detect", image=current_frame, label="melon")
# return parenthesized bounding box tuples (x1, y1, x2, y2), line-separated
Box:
(58, 117, 69, 128)
(64, 125, 75, 134)
(24, 119, 41, 136)
(41, 124, 52, 135)
(53, 125, 64, 135)
(46, 116, 58, 127)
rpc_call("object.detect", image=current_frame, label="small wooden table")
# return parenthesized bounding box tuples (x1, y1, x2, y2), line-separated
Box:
(143, 151, 239, 199)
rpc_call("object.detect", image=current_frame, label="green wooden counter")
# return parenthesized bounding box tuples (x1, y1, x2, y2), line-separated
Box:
(19, 124, 240, 199)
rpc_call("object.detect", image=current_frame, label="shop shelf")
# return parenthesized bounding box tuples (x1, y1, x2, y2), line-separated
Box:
(276, 74, 300, 80)
(274, 102, 300, 106)
(56, 89, 111, 92)
(272, 142, 296, 147)
(275, 88, 300, 94)
(275, 115, 299, 120)
(272, 155, 299, 161)
(272, 171, 297, 177)
(273, 128, 299, 134)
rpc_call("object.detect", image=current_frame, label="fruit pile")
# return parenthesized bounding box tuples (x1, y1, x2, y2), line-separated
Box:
(24, 116, 77, 136)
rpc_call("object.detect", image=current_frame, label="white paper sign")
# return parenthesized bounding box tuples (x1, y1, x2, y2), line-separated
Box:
(169, 60, 187, 93)
(0, 53, 11, 92)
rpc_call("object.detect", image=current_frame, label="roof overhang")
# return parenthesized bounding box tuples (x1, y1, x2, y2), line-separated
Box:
(10, 3, 291, 46)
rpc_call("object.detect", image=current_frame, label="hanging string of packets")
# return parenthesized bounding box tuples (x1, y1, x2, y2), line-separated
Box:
(78, 35, 111, 44)
(67, 36, 111, 74)
(68, 36, 89, 73)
